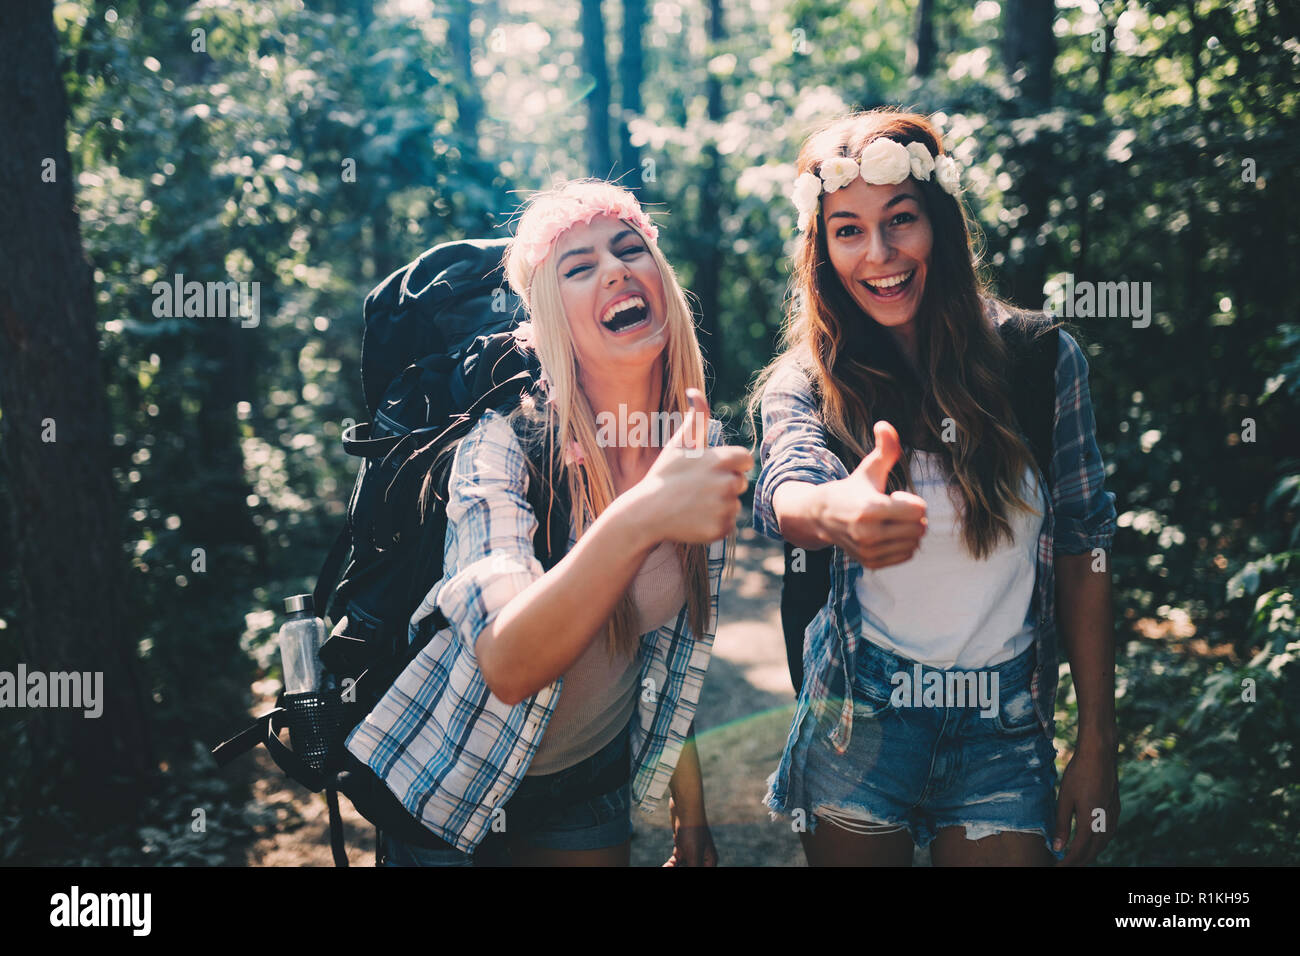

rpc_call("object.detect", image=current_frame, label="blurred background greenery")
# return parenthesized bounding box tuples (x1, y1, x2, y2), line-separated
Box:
(0, 0, 1295, 864)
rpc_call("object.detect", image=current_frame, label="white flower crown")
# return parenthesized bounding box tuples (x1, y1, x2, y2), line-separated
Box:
(790, 138, 962, 232)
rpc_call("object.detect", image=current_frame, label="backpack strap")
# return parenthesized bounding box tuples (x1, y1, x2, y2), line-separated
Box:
(780, 540, 829, 693)
(777, 367, 847, 692)
(514, 410, 575, 573)
(995, 311, 1060, 485)
(326, 788, 348, 866)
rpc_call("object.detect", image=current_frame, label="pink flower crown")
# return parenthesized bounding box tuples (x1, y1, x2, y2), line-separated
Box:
(515, 194, 660, 273)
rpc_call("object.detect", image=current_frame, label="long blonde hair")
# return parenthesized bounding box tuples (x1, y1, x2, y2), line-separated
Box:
(503, 180, 715, 654)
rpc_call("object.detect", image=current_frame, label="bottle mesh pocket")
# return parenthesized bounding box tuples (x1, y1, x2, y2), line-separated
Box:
(283, 691, 353, 772)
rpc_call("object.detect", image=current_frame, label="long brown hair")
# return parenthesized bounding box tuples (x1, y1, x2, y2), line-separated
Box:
(749, 109, 1044, 559)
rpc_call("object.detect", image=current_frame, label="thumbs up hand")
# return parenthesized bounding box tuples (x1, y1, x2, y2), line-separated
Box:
(628, 388, 753, 545)
(855, 419, 904, 492)
(661, 386, 711, 459)
(820, 421, 928, 570)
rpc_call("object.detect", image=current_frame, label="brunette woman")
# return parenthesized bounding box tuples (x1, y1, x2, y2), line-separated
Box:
(751, 110, 1119, 866)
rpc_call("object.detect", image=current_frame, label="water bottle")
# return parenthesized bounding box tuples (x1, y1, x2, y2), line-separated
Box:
(278, 594, 326, 694)
(278, 594, 343, 772)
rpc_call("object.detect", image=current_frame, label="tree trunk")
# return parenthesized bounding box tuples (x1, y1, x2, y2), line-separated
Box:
(0, 0, 153, 819)
(1001, 0, 1057, 309)
(1002, 0, 1056, 110)
(618, 0, 646, 193)
(695, 0, 726, 392)
(912, 0, 937, 78)
(1097, 15, 1115, 102)
(448, 0, 483, 159)
(581, 0, 613, 177)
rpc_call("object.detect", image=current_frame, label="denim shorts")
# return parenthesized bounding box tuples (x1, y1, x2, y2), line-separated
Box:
(785, 640, 1063, 857)
(380, 719, 633, 866)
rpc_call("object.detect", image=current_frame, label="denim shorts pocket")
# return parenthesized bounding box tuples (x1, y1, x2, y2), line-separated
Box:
(381, 834, 474, 867)
(587, 783, 630, 826)
(990, 678, 1041, 737)
(850, 650, 896, 719)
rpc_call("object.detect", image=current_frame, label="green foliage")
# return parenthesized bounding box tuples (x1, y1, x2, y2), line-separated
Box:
(0, 739, 267, 866)
(1105, 571, 1299, 864)
(1, 0, 1293, 863)
(49, 0, 512, 752)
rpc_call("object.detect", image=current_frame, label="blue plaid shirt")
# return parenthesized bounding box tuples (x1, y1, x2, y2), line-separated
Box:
(346, 408, 728, 854)
(753, 300, 1116, 812)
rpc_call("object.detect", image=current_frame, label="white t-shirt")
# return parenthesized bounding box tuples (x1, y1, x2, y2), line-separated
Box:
(853, 450, 1044, 669)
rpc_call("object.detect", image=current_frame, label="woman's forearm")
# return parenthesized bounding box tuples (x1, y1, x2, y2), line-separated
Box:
(1055, 551, 1117, 744)
(476, 492, 659, 705)
(771, 480, 835, 550)
(669, 724, 707, 820)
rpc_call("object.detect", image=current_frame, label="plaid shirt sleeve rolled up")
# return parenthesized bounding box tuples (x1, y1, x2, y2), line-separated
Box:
(345, 407, 728, 854)
(751, 355, 850, 543)
(1049, 329, 1117, 555)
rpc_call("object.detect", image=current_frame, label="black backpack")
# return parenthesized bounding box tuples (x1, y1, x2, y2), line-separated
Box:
(212, 238, 574, 865)
(778, 312, 1061, 691)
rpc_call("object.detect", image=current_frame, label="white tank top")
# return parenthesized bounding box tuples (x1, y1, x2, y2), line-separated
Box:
(853, 450, 1044, 669)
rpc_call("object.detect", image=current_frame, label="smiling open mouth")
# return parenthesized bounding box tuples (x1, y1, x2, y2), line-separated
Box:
(601, 295, 651, 334)
(861, 269, 916, 299)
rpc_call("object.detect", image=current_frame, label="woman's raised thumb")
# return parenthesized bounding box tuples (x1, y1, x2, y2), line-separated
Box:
(857, 420, 901, 491)
(667, 387, 710, 453)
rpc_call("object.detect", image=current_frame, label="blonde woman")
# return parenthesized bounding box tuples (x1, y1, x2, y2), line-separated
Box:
(346, 180, 752, 866)
(751, 110, 1120, 866)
